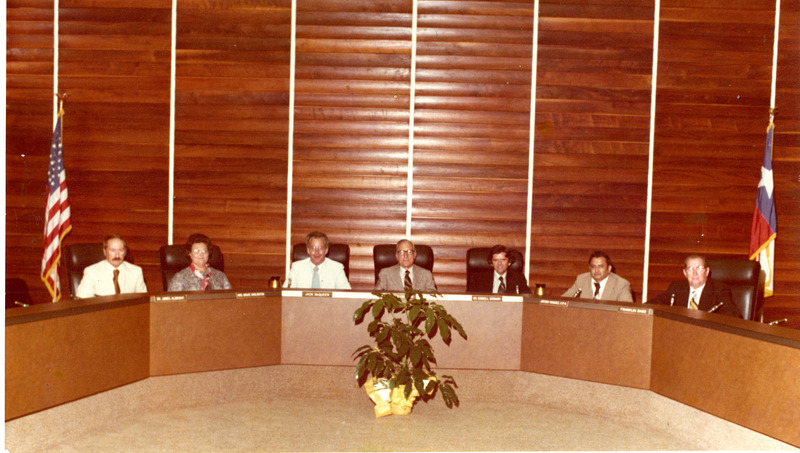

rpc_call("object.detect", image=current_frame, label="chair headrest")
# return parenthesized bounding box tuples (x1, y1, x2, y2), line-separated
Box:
(63, 243, 135, 267)
(373, 244, 434, 270)
(466, 247, 524, 271)
(706, 258, 760, 284)
(291, 243, 350, 277)
(159, 244, 224, 271)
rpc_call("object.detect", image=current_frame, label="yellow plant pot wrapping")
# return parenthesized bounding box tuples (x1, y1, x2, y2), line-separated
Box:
(364, 378, 392, 418)
(389, 386, 419, 415)
(364, 377, 436, 417)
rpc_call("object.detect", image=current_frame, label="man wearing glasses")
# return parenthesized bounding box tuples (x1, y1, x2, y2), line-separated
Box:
(375, 239, 436, 292)
(285, 231, 350, 289)
(648, 254, 741, 318)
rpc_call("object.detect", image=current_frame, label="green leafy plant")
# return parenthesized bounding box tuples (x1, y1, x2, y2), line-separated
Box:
(352, 289, 468, 408)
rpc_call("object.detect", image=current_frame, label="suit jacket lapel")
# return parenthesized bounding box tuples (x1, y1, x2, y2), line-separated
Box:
(698, 279, 715, 310)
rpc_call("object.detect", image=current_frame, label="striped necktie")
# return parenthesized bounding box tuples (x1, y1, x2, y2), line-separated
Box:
(689, 290, 699, 309)
(404, 270, 412, 291)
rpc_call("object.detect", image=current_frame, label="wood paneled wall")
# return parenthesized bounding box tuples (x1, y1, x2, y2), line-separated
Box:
(412, 1, 534, 289)
(650, 0, 777, 296)
(58, 1, 172, 289)
(7, 0, 55, 288)
(292, 0, 413, 288)
(532, 1, 653, 299)
(6, 0, 799, 327)
(7, 0, 172, 295)
(173, 0, 291, 290)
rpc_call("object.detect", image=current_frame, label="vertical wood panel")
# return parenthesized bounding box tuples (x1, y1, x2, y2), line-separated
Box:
(6, 0, 56, 303)
(6, 0, 172, 302)
(412, 0, 535, 291)
(532, 0, 653, 299)
(173, 0, 292, 290)
(55, 1, 172, 293)
(649, 0, 777, 304)
(292, 0, 413, 288)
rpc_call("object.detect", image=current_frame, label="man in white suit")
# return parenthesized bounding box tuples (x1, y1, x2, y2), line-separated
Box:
(562, 251, 633, 302)
(285, 231, 350, 290)
(76, 234, 148, 298)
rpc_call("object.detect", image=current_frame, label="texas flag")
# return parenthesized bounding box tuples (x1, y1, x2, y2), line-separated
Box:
(748, 122, 777, 297)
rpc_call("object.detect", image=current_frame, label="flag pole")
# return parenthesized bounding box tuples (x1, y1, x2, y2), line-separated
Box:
(747, 1, 780, 304)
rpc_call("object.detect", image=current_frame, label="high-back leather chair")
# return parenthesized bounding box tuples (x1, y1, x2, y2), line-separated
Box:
(466, 247, 525, 292)
(291, 243, 351, 279)
(372, 244, 434, 284)
(62, 243, 134, 299)
(159, 244, 224, 291)
(6, 278, 33, 309)
(707, 257, 763, 321)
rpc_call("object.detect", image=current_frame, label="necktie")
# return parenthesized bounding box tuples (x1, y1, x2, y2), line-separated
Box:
(498, 276, 506, 293)
(113, 269, 121, 294)
(689, 291, 698, 310)
(312, 266, 320, 289)
(404, 270, 412, 291)
(593, 282, 601, 299)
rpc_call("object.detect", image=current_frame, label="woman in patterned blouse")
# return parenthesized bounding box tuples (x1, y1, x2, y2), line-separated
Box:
(168, 233, 232, 291)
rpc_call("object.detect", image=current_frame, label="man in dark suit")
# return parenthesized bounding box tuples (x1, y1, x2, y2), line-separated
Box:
(473, 245, 530, 294)
(648, 254, 741, 318)
(562, 251, 633, 302)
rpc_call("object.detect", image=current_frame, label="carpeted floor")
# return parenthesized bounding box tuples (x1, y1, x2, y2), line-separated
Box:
(4, 365, 795, 452)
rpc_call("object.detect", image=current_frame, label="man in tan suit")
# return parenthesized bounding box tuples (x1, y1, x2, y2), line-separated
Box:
(375, 239, 436, 292)
(562, 251, 633, 302)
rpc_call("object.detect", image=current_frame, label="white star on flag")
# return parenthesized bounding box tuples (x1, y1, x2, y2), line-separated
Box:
(758, 165, 773, 199)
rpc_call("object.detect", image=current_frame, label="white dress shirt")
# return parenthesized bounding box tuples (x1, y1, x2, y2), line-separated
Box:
(285, 257, 350, 290)
(76, 260, 148, 298)
(593, 276, 609, 299)
(688, 284, 705, 307)
(493, 271, 508, 293)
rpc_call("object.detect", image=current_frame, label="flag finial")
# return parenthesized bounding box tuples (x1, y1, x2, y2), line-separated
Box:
(55, 92, 70, 112)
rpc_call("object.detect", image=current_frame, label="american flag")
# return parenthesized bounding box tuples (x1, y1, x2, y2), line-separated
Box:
(40, 111, 72, 302)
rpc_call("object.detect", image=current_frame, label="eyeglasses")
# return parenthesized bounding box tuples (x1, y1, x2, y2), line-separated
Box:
(396, 249, 415, 256)
(685, 265, 706, 273)
(192, 249, 209, 255)
(308, 246, 326, 252)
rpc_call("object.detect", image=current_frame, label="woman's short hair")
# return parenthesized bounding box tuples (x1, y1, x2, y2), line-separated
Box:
(185, 233, 213, 258)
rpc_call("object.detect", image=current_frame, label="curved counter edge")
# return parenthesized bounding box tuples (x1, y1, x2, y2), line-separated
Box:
(6, 291, 800, 447)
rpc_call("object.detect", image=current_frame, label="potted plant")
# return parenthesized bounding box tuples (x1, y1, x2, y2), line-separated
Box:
(352, 289, 468, 417)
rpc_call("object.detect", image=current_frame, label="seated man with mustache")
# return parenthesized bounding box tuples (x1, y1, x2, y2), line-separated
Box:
(76, 234, 148, 298)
